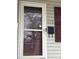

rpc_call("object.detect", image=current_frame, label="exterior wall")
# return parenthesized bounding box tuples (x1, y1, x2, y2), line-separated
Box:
(18, 0, 61, 59)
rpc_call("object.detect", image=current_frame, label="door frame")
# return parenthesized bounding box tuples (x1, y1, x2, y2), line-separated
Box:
(18, 1, 47, 59)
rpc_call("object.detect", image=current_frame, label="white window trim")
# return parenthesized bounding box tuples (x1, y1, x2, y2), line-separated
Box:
(18, 1, 47, 59)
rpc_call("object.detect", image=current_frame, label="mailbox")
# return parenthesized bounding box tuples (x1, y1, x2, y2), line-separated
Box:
(48, 26, 54, 34)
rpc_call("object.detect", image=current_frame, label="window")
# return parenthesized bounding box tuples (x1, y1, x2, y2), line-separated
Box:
(54, 7, 61, 42)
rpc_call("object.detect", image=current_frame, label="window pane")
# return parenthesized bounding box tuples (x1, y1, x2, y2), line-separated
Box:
(23, 31, 42, 56)
(24, 7, 42, 29)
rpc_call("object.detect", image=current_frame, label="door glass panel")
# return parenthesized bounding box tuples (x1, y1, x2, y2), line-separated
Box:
(23, 6, 43, 56)
(23, 31, 42, 56)
(24, 6, 42, 29)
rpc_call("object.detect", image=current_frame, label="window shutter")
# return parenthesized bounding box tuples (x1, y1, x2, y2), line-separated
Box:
(54, 7, 61, 42)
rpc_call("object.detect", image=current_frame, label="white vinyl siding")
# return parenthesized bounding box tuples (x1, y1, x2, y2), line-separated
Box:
(18, 0, 61, 59)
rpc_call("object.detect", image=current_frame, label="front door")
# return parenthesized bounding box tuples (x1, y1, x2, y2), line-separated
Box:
(18, 1, 47, 59)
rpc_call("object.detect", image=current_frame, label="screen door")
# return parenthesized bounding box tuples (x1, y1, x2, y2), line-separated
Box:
(18, 1, 47, 59)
